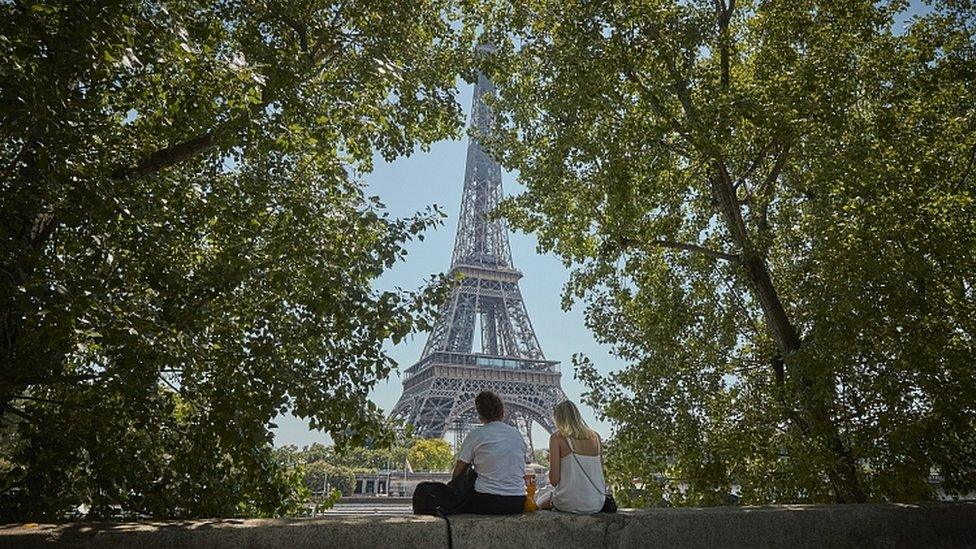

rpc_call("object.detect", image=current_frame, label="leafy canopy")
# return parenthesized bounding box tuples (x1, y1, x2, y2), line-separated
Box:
(407, 437, 455, 471)
(474, 0, 976, 505)
(1, 0, 477, 520)
(275, 440, 441, 497)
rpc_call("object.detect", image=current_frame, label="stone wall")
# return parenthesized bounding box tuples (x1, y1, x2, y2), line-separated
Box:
(3, 502, 975, 548)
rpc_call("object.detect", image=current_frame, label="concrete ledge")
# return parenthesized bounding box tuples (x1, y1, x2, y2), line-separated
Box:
(2, 502, 975, 548)
(0, 516, 446, 549)
(450, 503, 976, 548)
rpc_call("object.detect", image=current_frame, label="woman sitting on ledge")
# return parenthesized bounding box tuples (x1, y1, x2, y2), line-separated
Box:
(534, 400, 607, 514)
(451, 390, 527, 514)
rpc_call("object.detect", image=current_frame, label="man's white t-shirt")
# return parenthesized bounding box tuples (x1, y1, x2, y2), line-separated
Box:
(457, 421, 527, 496)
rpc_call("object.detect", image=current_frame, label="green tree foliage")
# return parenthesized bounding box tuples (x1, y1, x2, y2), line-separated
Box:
(0, 0, 476, 520)
(301, 457, 331, 494)
(323, 466, 358, 497)
(281, 442, 400, 496)
(475, 0, 976, 505)
(329, 442, 409, 470)
(301, 460, 354, 498)
(407, 437, 454, 471)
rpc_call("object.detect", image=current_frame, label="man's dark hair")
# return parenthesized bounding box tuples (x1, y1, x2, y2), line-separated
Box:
(474, 391, 504, 422)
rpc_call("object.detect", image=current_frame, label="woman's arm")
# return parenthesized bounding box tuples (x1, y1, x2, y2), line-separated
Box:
(548, 433, 561, 486)
(451, 459, 469, 482)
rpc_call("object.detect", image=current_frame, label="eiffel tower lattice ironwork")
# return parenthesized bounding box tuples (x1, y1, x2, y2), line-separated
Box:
(390, 69, 566, 456)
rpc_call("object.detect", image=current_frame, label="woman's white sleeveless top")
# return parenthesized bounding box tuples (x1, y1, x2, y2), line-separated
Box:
(552, 437, 606, 514)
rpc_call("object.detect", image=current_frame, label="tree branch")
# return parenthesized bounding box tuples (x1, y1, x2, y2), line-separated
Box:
(1, 403, 40, 425)
(649, 239, 740, 262)
(757, 141, 791, 198)
(625, 23, 701, 145)
(717, 0, 733, 91)
(953, 141, 976, 194)
(10, 393, 62, 405)
(112, 130, 221, 181)
(0, 373, 100, 391)
(623, 69, 695, 146)
(112, 21, 353, 184)
(737, 138, 777, 191)
(753, 140, 791, 236)
(712, 162, 750, 245)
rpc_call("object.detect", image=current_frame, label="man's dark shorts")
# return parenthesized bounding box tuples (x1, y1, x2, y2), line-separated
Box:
(460, 490, 526, 515)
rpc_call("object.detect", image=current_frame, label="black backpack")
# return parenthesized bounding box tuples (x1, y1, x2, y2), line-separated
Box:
(412, 467, 477, 516)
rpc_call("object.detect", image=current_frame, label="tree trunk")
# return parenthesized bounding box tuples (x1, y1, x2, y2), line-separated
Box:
(711, 165, 867, 503)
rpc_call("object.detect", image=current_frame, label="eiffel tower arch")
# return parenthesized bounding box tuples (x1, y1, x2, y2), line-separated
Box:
(390, 65, 567, 457)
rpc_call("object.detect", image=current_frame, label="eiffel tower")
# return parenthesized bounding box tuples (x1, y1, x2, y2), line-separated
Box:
(390, 68, 566, 456)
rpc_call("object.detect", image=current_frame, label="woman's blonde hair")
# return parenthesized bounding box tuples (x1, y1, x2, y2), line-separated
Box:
(553, 400, 593, 440)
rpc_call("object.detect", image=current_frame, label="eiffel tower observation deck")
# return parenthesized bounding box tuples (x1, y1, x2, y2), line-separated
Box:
(390, 61, 567, 455)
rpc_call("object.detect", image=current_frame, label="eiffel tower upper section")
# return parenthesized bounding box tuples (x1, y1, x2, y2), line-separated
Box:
(450, 71, 514, 271)
(419, 69, 546, 362)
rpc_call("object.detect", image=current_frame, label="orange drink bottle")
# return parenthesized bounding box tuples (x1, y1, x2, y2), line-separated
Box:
(524, 473, 538, 512)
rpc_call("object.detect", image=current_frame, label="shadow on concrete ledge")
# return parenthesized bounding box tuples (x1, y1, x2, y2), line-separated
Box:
(1, 502, 974, 548)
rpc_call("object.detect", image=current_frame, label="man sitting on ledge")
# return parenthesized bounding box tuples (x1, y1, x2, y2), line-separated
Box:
(451, 391, 527, 514)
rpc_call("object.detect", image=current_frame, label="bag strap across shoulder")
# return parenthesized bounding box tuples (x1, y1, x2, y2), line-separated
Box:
(566, 436, 607, 498)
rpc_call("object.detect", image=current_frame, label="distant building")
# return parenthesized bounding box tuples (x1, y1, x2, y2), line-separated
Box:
(362, 467, 550, 499)
(352, 472, 392, 496)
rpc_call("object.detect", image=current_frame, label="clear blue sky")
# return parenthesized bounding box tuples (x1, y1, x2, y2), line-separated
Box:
(273, 80, 623, 449)
(273, 1, 931, 449)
